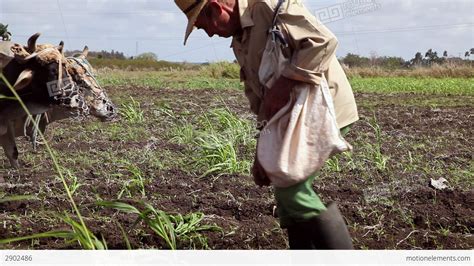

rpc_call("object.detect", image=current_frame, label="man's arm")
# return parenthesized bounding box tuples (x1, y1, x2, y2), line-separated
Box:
(262, 75, 297, 119)
(280, 2, 338, 86)
(255, 2, 338, 119)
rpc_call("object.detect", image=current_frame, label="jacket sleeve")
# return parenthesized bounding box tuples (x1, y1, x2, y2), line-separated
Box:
(279, 2, 338, 86)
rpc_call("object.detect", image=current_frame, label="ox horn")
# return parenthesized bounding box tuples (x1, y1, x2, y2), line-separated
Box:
(13, 69, 34, 91)
(26, 32, 41, 53)
(57, 41, 64, 54)
(81, 46, 89, 59)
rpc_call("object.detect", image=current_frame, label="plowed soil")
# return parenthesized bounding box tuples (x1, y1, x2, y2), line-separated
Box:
(1, 86, 473, 249)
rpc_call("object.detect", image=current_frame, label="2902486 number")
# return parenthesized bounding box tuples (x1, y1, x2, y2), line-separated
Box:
(4, 255, 33, 262)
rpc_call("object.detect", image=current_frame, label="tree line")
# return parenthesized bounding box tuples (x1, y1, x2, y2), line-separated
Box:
(341, 49, 473, 69)
(0, 24, 155, 61)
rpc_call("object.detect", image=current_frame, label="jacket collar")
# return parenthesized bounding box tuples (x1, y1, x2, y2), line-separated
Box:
(238, 0, 254, 28)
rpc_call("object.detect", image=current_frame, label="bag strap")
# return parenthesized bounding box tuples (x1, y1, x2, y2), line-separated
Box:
(272, 0, 285, 27)
(270, 0, 288, 47)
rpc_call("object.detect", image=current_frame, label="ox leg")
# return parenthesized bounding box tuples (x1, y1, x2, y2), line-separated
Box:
(1, 101, 49, 151)
(1, 122, 20, 169)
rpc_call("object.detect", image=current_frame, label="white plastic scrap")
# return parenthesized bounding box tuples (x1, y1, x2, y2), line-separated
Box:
(430, 177, 449, 190)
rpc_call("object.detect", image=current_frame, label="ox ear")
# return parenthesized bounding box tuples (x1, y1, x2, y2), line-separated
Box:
(27, 32, 41, 53)
(11, 43, 34, 63)
(13, 69, 34, 91)
(81, 46, 89, 59)
(57, 41, 64, 54)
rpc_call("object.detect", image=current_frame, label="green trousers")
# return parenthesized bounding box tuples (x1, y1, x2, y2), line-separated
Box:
(274, 124, 352, 228)
(274, 172, 326, 228)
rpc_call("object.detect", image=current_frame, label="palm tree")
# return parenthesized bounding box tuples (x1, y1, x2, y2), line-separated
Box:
(425, 49, 433, 58)
(0, 23, 12, 41)
(410, 52, 423, 66)
(425, 49, 441, 65)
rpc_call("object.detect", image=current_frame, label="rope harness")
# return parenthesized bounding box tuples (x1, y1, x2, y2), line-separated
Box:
(21, 50, 91, 148)
(67, 56, 115, 116)
(67, 56, 102, 98)
(47, 51, 90, 117)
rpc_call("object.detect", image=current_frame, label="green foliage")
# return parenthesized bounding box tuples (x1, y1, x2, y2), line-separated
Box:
(0, 194, 37, 203)
(169, 107, 256, 178)
(198, 108, 255, 146)
(326, 155, 342, 172)
(97, 201, 221, 249)
(2, 64, 473, 250)
(96, 69, 242, 90)
(0, 94, 16, 100)
(424, 48, 444, 65)
(410, 52, 424, 66)
(120, 97, 145, 123)
(350, 77, 474, 95)
(366, 115, 389, 171)
(342, 53, 371, 68)
(97, 69, 474, 90)
(88, 58, 193, 71)
(64, 170, 82, 196)
(0, 23, 11, 41)
(346, 66, 474, 78)
(90, 49, 126, 59)
(59, 213, 107, 249)
(200, 61, 240, 79)
(378, 56, 406, 69)
(0, 213, 107, 250)
(0, 74, 97, 250)
(169, 122, 195, 145)
(170, 109, 252, 178)
(135, 52, 158, 61)
(118, 163, 147, 199)
(341, 50, 471, 69)
(193, 134, 250, 178)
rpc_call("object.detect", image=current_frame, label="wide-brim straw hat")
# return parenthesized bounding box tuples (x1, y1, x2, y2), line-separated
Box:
(175, 0, 208, 45)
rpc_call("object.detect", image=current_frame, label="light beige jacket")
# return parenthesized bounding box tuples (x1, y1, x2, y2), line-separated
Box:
(232, 0, 359, 129)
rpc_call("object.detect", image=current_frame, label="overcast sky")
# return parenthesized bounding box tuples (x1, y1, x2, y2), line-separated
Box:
(0, 0, 473, 62)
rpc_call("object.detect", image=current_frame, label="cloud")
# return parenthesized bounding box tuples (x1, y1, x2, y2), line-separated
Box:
(158, 12, 177, 24)
(1, 0, 472, 62)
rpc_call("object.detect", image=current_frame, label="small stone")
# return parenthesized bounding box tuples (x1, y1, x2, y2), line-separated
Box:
(430, 177, 448, 190)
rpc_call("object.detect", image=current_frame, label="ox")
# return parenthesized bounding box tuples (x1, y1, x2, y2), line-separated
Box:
(0, 33, 88, 168)
(16, 45, 117, 150)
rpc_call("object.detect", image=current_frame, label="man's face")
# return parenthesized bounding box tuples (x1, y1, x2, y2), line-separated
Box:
(194, 2, 237, 38)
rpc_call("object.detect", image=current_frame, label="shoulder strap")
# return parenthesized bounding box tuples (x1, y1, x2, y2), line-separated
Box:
(272, 0, 285, 27)
(270, 0, 287, 46)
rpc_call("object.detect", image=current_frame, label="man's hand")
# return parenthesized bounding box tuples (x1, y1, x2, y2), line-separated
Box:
(252, 153, 271, 187)
(262, 76, 297, 119)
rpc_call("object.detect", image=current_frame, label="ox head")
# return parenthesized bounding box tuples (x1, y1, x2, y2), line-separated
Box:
(66, 46, 117, 121)
(3, 33, 89, 117)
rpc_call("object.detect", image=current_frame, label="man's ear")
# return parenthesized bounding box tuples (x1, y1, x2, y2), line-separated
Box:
(207, 0, 223, 15)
